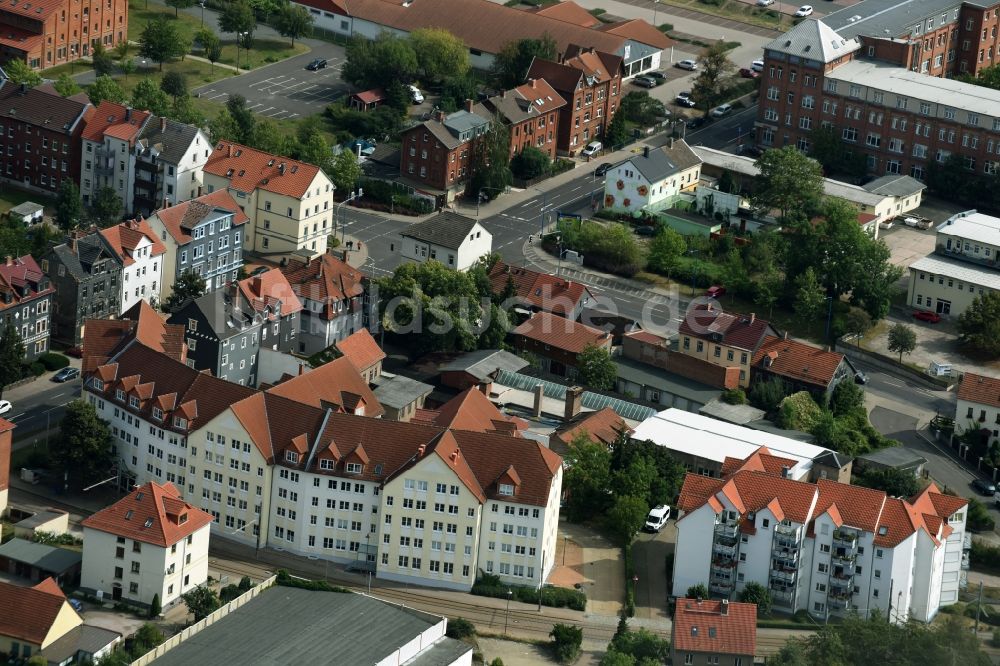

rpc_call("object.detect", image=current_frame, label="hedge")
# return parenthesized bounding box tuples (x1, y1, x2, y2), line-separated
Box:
(39, 352, 70, 371)
(970, 539, 1000, 575)
(471, 573, 586, 611)
(275, 569, 351, 593)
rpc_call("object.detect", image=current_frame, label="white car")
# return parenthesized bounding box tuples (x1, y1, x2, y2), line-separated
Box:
(794, 4, 814, 16)
(0, 400, 10, 416)
(710, 103, 733, 118)
(676, 59, 698, 71)
(643, 505, 671, 532)
(581, 140, 603, 157)
(408, 85, 424, 104)
(756, 0, 775, 5)
(751, 59, 765, 72)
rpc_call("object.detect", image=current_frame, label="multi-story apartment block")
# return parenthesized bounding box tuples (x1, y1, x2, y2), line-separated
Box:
(132, 116, 211, 217)
(81, 336, 563, 592)
(756, 16, 1000, 181)
(483, 79, 566, 160)
(908, 210, 1000, 317)
(0, 255, 53, 359)
(526, 46, 623, 156)
(204, 141, 333, 259)
(672, 446, 970, 623)
(146, 190, 248, 300)
(44, 231, 122, 344)
(279, 251, 367, 355)
(956, 371, 1000, 446)
(80, 481, 212, 607)
(678, 305, 777, 389)
(98, 219, 165, 312)
(399, 102, 491, 201)
(80, 101, 152, 213)
(0, 0, 128, 69)
(0, 81, 91, 193)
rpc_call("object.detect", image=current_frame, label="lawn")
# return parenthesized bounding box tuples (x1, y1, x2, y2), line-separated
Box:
(40, 61, 95, 79)
(655, 0, 793, 32)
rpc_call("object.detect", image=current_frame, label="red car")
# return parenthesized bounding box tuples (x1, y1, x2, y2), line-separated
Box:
(913, 310, 941, 323)
(65, 346, 83, 358)
(739, 68, 760, 79)
(706, 285, 727, 299)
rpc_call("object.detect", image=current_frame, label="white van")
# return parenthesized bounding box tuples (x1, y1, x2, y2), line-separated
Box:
(581, 141, 603, 157)
(643, 505, 671, 532)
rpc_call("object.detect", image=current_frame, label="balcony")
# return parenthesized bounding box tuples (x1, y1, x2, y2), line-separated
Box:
(774, 532, 798, 549)
(771, 567, 796, 583)
(964, 532, 972, 552)
(772, 546, 799, 563)
(832, 550, 856, 568)
(828, 593, 852, 610)
(770, 587, 795, 606)
(775, 523, 799, 537)
(713, 542, 737, 557)
(935, 243, 1000, 269)
(711, 557, 737, 572)
(830, 571, 854, 588)
(962, 553, 970, 570)
(94, 148, 115, 176)
(714, 521, 739, 539)
(832, 529, 858, 549)
(709, 580, 734, 595)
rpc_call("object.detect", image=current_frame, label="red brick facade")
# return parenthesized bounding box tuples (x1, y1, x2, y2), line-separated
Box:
(0, 0, 129, 69)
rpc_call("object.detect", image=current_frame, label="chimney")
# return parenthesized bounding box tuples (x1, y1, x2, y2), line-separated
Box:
(417, 444, 426, 458)
(298, 364, 305, 376)
(721, 599, 729, 615)
(749, 313, 755, 325)
(533, 383, 544, 418)
(783, 330, 789, 340)
(160, 116, 167, 132)
(781, 466, 790, 478)
(465, 99, 474, 113)
(477, 380, 491, 396)
(125, 106, 132, 121)
(4, 256, 12, 267)
(450, 450, 460, 464)
(643, 146, 649, 158)
(278, 162, 286, 176)
(825, 345, 832, 353)
(228, 144, 233, 158)
(436, 110, 447, 122)
(564, 386, 584, 421)
(531, 78, 538, 89)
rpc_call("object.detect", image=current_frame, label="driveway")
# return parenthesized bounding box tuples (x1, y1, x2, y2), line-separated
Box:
(879, 224, 937, 268)
(556, 520, 624, 616)
(632, 521, 675, 621)
(194, 45, 347, 120)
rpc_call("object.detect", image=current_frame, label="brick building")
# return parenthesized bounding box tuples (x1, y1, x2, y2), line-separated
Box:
(526, 46, 623, 156)
(483, 78, 566, 160)
(0, 81, 91, 193)
(0, 0, 128, 69)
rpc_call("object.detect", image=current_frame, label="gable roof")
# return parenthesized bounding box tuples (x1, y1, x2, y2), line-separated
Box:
(550, 407, 630, 451)
(99, 219, 167, 267)
(438, 349, 529, 381)
(266, 356, 384, 418)
(752, 335, 848, 389)
(597, 19, 673, 49)
(47, 231, 120, 279)
(152, 190, 249, 246)
(82, 300, 186, 372)
(512, 310, 611, 354)
(958, 372, 1000, 409)
(205, 141, 323, 199)
(136, 115, 206, 165)
(0, 254, 53, 313)
(81, 100, 151, 144)
(677, 469, 819, 525)
(862, 174, 927, 198)
(400, 211, 483, 250)
(763, 18, 860, 63)
(0, 80, 91, 132)
(679, 305, 774, 352)
(484, 79, 567, 126)
(237, 269, 303, 318)
(813, 479, 886, 533)
(488, 261, 592, 316)
(0, 577, 76, 646)
(423, 387, 525, 435)
(81, 481, 213, 547)
(335, 329, 385, 372)
(280, 252, 365, 317)
(673, 599, 757, 656)
(525, 0, 601, 27)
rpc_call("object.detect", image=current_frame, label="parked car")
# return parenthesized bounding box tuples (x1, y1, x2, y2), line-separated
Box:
(687, 116, 709, 129)
(740, 145, 764, 158)
(408, 85, 424, 104)
(913, 310, 942, 323)
(643, 505, 671, 532)
(0, 400, 10, 415)
(646, 71, 668, 84)
(879, 219, 894, 230)
(676, 59, 698, 71)
(756, 0, 775, 5)
(305, 58, 327, 71)
(633, 75, 658, 88)
(794, 4, 814, 15)
(68, 598, 83, 612)
(739, 67, 760, 78)
(635, 225, 658, 237)
(706, 285, 726, 298)
(973, 478, 996, 495)
(52, 367, 80, 383)
(854, 371, 869, 385)
(595, 163, 613, 177)
(751, 59, 765, 72)
(900, 215, 933, 229)
(65, 346, 83, 358)
(675, 92, 697, 107)
(581, 141, 603, 157)
(710, 103, 733, 118)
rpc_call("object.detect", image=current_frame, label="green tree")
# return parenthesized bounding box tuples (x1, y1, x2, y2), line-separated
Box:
(690, 40, 736, 112)
(777, 391, 823, 432)
(113, 40, 130, 62)
(171, 94, 205, 126)
(646, 227, 686, 276)
(467, 116, 512, 199)
(0, 324, 24, 399)
(203, 32, 223, 72)
(342, 33, 418, 89)
(887, 323, 917, 364)
(131, 78, 171, 116)
(148, 593, 161, 618)
(238, 576, 253, 591)
(119, 57, 136, 83)
(958, 291, 1000, 356)
(134, 623, 164, 651)
(328, 149, 362, 194)
(549, 624, 583, 663)
(249, 0, 282, 22)
(509, 146, 551, 180)
(55, 180, 83, 230)
(605, 108, 628, 148)
(166, 0, 194, 17)
(562, 433, 613, 521)
(160, 71, 188, 100)
(793, 267, 825, 328)
(608, 627, 670, 663)
(89, 187, 122, 228)
(410, 27, 469, 83)
(829, 380, 864, 417)
(843, 306, 872, 347)
(219, 0, 257, 48)
(274, 3, 313, 47)
(493, 34, 557, 89)
(808, 124, 866, 181)
(3, 59, 43, 88)
(738, 580, 772, 616)
(140, 16, 188, 70)
(50, 400, 113, 487)
(182, 586, 220, 621)
(53, 73, 82, 97)
(606, 495, 648, 547)
(748, 376, 789, 413)
(164, 270, 207, 312)
(853, 465, 920, 497)
(439, 74, 479, 113)
(576, 342, 617, 391)
(685, 583, 709, 599)
(91, 42, 116, 77)
(752, 146, 824, 222)
(618, 91, 667, 126)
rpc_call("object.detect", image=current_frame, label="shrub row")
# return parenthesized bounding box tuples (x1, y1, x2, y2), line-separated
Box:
(471, 573, 586, 611)
(275, 569, 351, 593)
(39, 352, 70, 371)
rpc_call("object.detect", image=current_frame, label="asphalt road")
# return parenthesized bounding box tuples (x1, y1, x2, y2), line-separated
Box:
(7, 380, 80, 448)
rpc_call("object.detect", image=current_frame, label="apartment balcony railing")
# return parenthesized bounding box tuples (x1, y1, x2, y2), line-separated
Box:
(832, 530, 858, 550)
(709, 580, 734, 595)
(962, 553, 970, 570)
(964, 533, 972, 552)
(830, 572, 854, 589)
(774, 532, 798, 549)
(771, 567, 796, 583)
(713, 542, 737, 557)
(771, 588, 795, 605)
(828, 594, 852, 610)
(832, 551, 857, 568)
(711, 557, 737, 572)
(772, 547, 799, 563)
(714, 522, 739, 539)
(775, 523, 799, 537)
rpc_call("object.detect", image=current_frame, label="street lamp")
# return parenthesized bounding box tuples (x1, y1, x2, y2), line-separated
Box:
(688, 249, 701, 296)
(504, 588, 513, 636)
(633, 574, 639, 602)
(337, 188, 364, 244)
(199, 2, 205, 26)
(652, 0, 661, 28)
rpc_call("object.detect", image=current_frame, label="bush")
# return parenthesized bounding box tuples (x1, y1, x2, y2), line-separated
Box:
(971, 539, 1000, 574)
(447, 617, 475, 639)
(471, 573, 586, 610)
(39, 352, 70, 371)
(721, 388, 746, 405)
(510, 146, 551, 180)
(274, 569, 351, 593)
(686, 583, 709, 600)
(550, 624, 583, 663)
(220, 584, 242, 603)
(968, 498, 996, 533)
(28, 362, 45, 377)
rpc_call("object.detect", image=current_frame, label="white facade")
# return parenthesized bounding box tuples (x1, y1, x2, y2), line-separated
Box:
(161, 129, 211, 205)
(401, 222, 493, 272)
(604, 156, 700, 214)
(82, 132, 138, 213)
(118, 234, 164, 313)
(956, 397, 1000, 446)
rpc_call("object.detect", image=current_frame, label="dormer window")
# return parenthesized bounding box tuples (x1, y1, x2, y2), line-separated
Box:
(128, 395, 140, 408)
(92, 378, 104, 391)
(346, 462, 362, 474)
(173, 417, 187, 429)
(499, 483, 514, 496)
(319, 459, 335, 470)
(152, 407, 163, 421)
(115, 389, 125, 401)
(285, 451, 299, 464)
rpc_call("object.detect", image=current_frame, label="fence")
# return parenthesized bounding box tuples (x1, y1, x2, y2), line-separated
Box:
(129, 575, 278, 666)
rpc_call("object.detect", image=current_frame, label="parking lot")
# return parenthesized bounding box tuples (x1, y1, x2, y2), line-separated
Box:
(194, 44, 347, 120)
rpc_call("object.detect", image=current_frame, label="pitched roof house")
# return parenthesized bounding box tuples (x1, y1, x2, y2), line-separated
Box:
(335, 328, 385, 382)
(99, 218, 167, 312)
(549, 407, 630, 455)
(398, 102, 492, 198)
(44, 231, 124, 345)
(0, 255, 54, 361)
(483, 79, 567, 160)
(399, 211, 493, 271)
(671, 599, 757, 665)
(677, 305, 778, 388)
(752, 334, 855, 400)
(82, 300, 187, 373)
(603, 141, 701, 214)
(0, 578, 83, 657)
(488, 261, 594, 319)
(80, 101, 154, 214)
(266, 355, 384, 418)
(510, 311, 612, 378)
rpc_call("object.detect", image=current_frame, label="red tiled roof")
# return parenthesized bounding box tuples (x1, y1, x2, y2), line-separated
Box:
(205, 141, 322, 199)
(280, 253, 365, 320)
(677, 469, 818, 525)
(752, 335, 846, 389)
(82, 301, 187, 372)
(0, 25, 43, 52)
(679, 305, 774, 352)
(597, 19, 673, 49)
(153, 190, 249, 246)
(266, 356, 384, 418)
(335, 329, 385, 372)
(720, 447, 798, 477)
(512, 311, 611, 354)
(0, 254, 53, 314)
(429, 387, 524, 435)
(351, 88, 386, 104)
(1, 0, 65, 21)
(958, 372, 1000, 409)
(672, 599, 757, 656)
(99, 219, 167, 267)
(488, 262, 592, 317)
(81, 481, 213, 547)
(677, 474, 725, 513)
(814, 479, 886, 533)
(237, 268, 303, 318)
(550, 407, 630, 452)
(452, 429, 561, 506)
(525, 0, 601, 27)
(0, 577, 75, 646)
(624, 330, 666, 345)
(82, 101, 151, 144)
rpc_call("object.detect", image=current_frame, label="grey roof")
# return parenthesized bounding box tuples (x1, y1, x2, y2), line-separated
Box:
(173, 289, 258, 341)
(857, 446, 927, 468)
(442, 108, 490, 135)
(14, 510, 68, 529)
(47, 233, 120, 280)
(935, 211, 1000, 245)
(438, 349, 529, 381)
(863, 174, 927, 197)
(401, 211, 483, 250)
(137, 117, 204, 165)
(764, 19, 861, 62)
(0, 538, 82, 573)
(41, 624, 121, 664)
(625, 141, 700, 183)
(372, 373, 434, 409)
(698, 400, 766, 425)
(9, 201, 43, 217)
(746, 420, 817, 443)
(0, 80, 91, 132)
(615, 357, 722, 405)
(150, 586, 471, 666)
(814, 450, 852, 468)
(909, 254, 1000, 290)
(823, 0, 962, 39)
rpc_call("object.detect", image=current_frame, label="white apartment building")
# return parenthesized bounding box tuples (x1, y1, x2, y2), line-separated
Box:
(956, 372, 1000, 447)
(133, 116, 212, 217)
(80, 102, 152, 214)
(80, 481, 213, 608)
(672, 447, 969, 623)
(82, 339, 563, 592)
(99, 219, 166, 312)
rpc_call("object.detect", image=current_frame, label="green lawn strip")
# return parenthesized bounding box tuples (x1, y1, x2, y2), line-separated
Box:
(41, 61, 95, 79)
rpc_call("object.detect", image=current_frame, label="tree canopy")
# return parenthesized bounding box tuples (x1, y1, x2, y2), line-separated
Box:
(274, 3, 313, 47)
(576, 343, 617, 391)
(55, 180, 83, 230)
(87, 75, 127, 106)
(139, 16, 189, 70)
(690, 40, 736, 112)
(131, 79, 172, 117)
(89, 187, 123, 228)
(887, 323, 917, 363)
(342, 33, 418, 90)
(53, 73, 82, 97)
(493, 34, 557, 89)
(466, 116, 512, 199)
(752, 146, 824, 222)
(411, 28, 469, 83)
(219, 0, 257, 48)
(164, 270, 207, 312)
(2, 59, 42, 88)
(957, 291, 1000, 356)
(51, 400, 113, 488)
